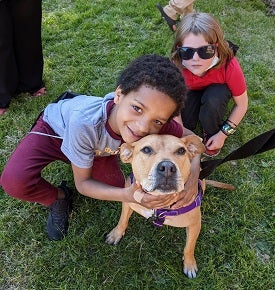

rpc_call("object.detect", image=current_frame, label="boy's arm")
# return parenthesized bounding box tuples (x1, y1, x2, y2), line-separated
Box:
(170, 154, 201, 208)
(170, 117, 201, 208)
(71, 164, 181, 209)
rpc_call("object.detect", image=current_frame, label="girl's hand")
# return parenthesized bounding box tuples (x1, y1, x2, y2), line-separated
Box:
(205, 131, 227, 151)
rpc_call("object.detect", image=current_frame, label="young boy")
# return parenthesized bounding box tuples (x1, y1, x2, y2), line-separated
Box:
(0, 54, 201, 241)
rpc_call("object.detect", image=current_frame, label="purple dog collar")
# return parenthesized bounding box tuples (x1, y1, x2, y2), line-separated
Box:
(152, 182, 203, 227)
(130, 172, 203, 227)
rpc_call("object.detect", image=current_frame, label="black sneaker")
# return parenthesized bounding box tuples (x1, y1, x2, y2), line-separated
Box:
(46, 181, 73, 241)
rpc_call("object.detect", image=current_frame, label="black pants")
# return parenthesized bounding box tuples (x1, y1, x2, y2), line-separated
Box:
(0, 0, 44, 108)
(181, 84, 232, 135)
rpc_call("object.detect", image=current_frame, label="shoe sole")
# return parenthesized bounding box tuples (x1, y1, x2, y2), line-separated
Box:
(156, 3, 177, 32)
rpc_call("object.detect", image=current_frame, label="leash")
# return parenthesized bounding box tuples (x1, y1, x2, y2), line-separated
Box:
(199, 129, 275, 179)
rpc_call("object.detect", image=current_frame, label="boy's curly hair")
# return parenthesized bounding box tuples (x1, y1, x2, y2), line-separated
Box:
(117, 54, 186, 118)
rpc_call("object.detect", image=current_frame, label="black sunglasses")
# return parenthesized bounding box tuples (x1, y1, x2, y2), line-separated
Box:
(177, 44, 216, 60)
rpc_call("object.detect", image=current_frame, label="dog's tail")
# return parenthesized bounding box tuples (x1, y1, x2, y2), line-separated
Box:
(205, 180, 235, 190)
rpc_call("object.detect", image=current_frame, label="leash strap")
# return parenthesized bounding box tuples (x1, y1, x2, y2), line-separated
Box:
(199, 129, 275, 179)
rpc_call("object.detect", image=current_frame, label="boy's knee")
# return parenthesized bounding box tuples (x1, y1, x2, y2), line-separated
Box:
(0, 167, 30, 200)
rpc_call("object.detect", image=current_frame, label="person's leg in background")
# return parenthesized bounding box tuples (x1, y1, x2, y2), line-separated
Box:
(199, 84, 232, 156)
(0, 0, 45, 116)
(157, 0, 195, 31)
(12, 0, 45, 95)
(163, 0, 195, 20)
(0, 0, 18, 114)
(199, 84, 232, 136)
(181, 89, 203, 132)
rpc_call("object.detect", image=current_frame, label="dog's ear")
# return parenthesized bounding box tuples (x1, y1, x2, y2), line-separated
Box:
(120, 143, 134, 163)
(182, 135, 205, 157)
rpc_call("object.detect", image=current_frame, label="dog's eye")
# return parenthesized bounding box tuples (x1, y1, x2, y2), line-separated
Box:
(141, 146, 153, 154)
(176, 147, 186, 155)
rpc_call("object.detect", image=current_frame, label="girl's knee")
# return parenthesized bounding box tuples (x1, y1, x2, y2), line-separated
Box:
(201, 85, 231, 112)
(202, 84, 231, 103)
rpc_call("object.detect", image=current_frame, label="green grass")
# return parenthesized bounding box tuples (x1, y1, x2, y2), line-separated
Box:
(0, 0, 274, 289)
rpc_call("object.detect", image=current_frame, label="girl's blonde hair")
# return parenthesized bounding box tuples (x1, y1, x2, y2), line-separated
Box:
(171, 12, 234, 68)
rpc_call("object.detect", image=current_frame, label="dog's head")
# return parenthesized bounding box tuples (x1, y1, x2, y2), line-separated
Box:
(120, 134, 205, 195)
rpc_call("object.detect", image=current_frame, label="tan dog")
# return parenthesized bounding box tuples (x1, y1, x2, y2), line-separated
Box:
(106, 134, 233, 278)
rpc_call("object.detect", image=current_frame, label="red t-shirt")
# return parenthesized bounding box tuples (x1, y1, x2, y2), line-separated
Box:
(182, 57, 246, 97)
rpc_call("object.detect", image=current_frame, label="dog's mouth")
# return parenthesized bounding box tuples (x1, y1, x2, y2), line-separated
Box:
(155, 182, 178, 193)
(142, 180, 179, 195)
(140, 160, 184, 194)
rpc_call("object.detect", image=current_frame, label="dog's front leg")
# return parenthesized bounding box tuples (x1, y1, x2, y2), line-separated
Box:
(182, 214, 201, 279)
(106, 202, 133, 245)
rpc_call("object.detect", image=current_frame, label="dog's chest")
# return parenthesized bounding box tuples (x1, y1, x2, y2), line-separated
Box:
(129, 203, 154, 219)
(128, 203, 200, 228)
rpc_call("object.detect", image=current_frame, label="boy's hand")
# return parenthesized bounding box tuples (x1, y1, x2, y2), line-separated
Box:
(170, 175, 198, 209)
(128, 158, 200, 209)
(130, 182, 179, 209)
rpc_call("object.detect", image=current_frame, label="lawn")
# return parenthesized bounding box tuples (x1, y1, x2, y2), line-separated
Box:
(0, 0, 274, 289)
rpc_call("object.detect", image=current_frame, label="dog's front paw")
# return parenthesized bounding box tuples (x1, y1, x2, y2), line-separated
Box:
(183, 258, 198, 279)
(105, 227, 125, 245)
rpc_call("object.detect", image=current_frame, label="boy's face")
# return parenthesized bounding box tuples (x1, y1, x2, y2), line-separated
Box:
(109, 85, 177, 143)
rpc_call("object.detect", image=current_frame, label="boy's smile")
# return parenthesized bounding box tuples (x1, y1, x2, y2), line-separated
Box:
(108, 85, 177, 143)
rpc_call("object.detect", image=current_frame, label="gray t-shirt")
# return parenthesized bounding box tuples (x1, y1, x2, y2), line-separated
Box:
(43, 92, 121, 169)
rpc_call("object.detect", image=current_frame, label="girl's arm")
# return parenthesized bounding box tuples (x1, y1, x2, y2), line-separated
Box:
(206, 90, 248, 150)
(227, 90, 248, 126)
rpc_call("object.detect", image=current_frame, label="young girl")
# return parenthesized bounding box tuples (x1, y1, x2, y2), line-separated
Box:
(171, 12, 248, 156)
(0, 54, 201, 241)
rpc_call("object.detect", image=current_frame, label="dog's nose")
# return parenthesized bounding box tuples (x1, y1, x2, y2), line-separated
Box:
(157, 161, 177, 177)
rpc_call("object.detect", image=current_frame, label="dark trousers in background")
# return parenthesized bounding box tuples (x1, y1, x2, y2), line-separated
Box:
(0, 0, 44, 108)
(181, 84, 232, 136)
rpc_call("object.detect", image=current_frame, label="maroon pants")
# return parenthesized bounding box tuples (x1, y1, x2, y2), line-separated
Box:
(0, 116, 125, 206)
